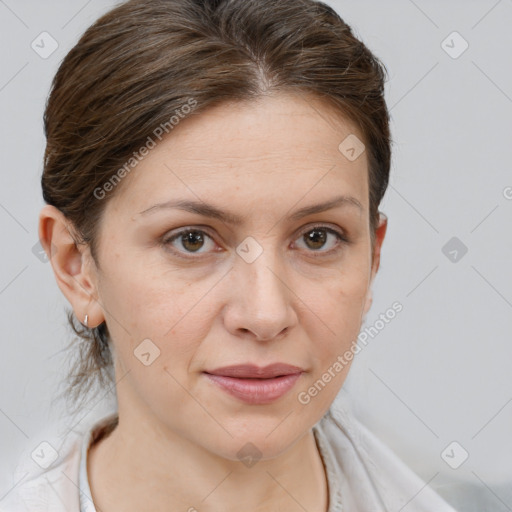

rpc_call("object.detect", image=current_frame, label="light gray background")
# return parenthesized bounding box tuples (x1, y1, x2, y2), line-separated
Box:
(0, 1, 511, 510)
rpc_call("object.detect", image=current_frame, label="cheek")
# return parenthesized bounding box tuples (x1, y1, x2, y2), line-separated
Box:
(310, 250, 370, 325)
(99, 248, 188, 332)
(294, 280, 365, 415)
(98, 253, 221, 381)
(311, 285, 365, 367)
(301, 254, 370, 379)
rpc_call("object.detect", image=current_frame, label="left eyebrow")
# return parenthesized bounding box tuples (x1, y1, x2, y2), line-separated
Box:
(138, 194, 363, 225)
(289, 195, 363, 221)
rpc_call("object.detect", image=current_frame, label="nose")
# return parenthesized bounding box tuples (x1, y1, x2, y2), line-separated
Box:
(222, 246, 298, 342)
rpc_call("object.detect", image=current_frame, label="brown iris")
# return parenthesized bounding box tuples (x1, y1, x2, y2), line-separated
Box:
(303, 228, 327, 250)
(180, 231, 205, 252)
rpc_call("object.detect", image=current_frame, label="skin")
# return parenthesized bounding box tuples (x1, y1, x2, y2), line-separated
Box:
(39, 91, 387, 512)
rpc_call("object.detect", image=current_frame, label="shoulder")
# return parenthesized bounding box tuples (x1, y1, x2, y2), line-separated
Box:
(0, 430, 82, 512)
(313, 402, 459, 512)
(0, 410, 117, 512)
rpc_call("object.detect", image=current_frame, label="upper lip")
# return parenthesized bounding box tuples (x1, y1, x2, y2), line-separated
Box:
(204, 363, 304, 379)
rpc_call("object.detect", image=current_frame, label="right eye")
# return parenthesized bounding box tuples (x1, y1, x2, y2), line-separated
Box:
(162, 227, 220, 259)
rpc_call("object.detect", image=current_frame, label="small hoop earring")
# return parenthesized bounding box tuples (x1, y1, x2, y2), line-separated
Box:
(84, 314, 89, 328)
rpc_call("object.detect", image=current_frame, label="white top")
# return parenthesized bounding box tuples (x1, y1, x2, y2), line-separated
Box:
(0, 403, 459, 512)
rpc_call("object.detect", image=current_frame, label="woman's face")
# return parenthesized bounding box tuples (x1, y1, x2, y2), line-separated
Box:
(86, 92, 385, 460)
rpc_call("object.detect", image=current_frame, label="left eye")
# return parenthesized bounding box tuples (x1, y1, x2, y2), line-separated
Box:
(294, 225, 347, 254)
(162, 225, 348, 258)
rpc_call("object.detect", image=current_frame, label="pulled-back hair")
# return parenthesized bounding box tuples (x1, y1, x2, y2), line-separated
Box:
(43, 0, 392, 412)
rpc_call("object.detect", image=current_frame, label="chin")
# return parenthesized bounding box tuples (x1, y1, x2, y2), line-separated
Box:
(211, 433, 302, 464)
(198, 411, 312, 463)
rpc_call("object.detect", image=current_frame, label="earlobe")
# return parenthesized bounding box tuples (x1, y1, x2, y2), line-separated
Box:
(38, 205, 104, 328)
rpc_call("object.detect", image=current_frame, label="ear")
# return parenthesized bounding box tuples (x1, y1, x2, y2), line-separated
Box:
(362, 212, 388, 317)
(38, 204, 105, 328)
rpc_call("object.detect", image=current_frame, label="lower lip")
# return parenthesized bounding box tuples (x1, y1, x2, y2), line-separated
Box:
(204, 372, 303, 405)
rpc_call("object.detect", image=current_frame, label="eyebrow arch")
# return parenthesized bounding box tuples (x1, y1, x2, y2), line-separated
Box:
(138, 194, 363, 225)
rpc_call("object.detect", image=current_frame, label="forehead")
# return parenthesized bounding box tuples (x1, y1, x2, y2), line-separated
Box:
(165, 92, 364, 162)
(106, 92, 369, 215)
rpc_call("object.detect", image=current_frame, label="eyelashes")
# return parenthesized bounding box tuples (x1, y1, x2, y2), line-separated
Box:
(293, 225, 350, 255)
(161, 224, 351, 260)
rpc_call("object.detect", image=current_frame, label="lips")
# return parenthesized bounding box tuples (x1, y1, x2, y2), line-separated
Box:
(205, 363, 304, 379)
(203, 363, 304, 405)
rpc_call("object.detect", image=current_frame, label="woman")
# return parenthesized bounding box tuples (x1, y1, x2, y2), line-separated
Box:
(1, 0, 458, 510)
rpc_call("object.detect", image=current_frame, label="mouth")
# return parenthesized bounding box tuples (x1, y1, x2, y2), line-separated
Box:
(203, 363, 304, 405)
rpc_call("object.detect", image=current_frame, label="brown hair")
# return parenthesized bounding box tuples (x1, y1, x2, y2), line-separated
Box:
(43, 0, 392, 412)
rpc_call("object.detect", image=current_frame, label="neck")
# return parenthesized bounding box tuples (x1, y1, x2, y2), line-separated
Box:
(87, 406, 329, 512)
